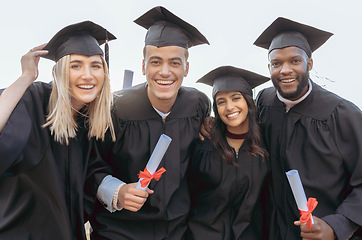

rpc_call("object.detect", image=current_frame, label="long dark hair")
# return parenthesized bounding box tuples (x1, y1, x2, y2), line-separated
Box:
(210, 93, 268, 166)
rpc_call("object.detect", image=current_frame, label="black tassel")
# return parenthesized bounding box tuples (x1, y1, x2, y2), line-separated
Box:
(105, 30, 109, 70)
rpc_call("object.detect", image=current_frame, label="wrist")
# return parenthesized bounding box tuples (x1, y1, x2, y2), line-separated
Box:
(112, 183, 125, 211)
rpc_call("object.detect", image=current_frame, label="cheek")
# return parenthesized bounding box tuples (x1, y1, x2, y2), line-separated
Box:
(244, 108, 249, 118)
(216, 105, 224, 116)
(269, 68, 279, 77)
(69, 71, 77, 82)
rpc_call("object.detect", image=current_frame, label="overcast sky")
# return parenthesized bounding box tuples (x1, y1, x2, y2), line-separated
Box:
(1, 0, 361, 109)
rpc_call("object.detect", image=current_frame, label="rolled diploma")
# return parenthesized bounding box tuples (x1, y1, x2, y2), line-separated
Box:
(136, 134, 172, 190)
(286, 169, 314, 224)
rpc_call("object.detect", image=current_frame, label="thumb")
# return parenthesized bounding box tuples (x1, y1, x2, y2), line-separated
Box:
(294, 220, 301, 226)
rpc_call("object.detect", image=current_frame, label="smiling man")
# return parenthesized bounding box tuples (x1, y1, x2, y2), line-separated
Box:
(255, 17, 362, 239)
(89, 6, 210, 239)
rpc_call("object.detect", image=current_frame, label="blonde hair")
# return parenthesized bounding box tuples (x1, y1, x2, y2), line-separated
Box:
(43, 55, 115, 145)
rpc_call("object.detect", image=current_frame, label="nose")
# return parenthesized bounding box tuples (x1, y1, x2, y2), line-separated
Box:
(159, 64, 171, 77)
(82, 66, 93, 80)
(226, 100, 235, 111)
(280, 63, 293, 75)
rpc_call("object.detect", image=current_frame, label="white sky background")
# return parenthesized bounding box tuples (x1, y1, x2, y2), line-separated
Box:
(1, 0, 361, 109)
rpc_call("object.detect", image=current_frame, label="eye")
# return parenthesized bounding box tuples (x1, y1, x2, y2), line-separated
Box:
(170, 61, 181, 67)
(92, 64, 102, 69)
(232, 96, 241, 102)
(150, 60, 161, 65)
(271, 62, 280, 67)
(292, 59, 302, 64)
(216, 100, 226, 106)
(70, 64, 81, 69)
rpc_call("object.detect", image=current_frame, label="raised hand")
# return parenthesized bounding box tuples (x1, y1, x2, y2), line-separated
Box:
(20, 43, 48, 82)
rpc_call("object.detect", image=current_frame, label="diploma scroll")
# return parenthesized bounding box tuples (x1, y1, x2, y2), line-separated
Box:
(286, 170, 316, 228)
(136, 134, 172, 190)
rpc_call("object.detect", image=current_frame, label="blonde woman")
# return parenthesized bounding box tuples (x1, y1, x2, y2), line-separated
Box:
(0, 21, 115, 239)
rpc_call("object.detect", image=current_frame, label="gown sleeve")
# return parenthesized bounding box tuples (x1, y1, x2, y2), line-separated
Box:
(324, 100, 362, 236)
(0, 83, 50, 176)
(0, 92, 31, 175)
(84, 137, 114, 220)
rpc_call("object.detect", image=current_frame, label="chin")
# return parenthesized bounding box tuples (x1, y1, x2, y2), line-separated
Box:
(156, 94, 176, 101)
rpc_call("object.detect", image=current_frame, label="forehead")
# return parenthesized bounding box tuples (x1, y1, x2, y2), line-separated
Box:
(215, 90, 241, 99)
(144, 45, 187, 59)
(70, 53, 103, 61)
(269, 46, 308, 60)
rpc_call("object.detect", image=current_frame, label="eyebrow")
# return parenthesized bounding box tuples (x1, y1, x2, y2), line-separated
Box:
(270, 55, 303, 62)
(230, 92, 242, 97)
(216, 92, 241, 102)
(148, 56, 162, 61)
(169, 57, 183, 62)
(148, 56, 183, 62)
(70, 60, 103, 64)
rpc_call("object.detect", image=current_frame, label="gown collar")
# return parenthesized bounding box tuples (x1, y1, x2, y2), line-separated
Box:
(277, 79, 313, 112)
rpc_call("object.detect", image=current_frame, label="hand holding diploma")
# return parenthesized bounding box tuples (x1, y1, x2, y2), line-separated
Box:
(286, 170, 318, 230)
(118, 183, 154, 212)
(136, 134, 172, 190)
(294, 216, 336, 240)
(117, 134, 171, 212)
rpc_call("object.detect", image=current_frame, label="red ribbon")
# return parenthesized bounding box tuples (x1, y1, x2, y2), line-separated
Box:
(299, 197, 318, 230)
(138, 167, 166, 188)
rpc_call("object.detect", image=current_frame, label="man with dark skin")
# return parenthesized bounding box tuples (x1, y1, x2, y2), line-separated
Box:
(254, 17, 362, 240)
(200, 17, 362, 240)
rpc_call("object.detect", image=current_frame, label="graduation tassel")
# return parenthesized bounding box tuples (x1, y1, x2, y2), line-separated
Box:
(105, 30, 109, 70)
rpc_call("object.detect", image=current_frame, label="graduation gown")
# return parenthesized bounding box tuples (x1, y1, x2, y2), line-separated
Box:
(0, 82, 109, 240)
(186, 139, 269, 240)
(256, 81, 362, 239)
(90, 83, 211, 240)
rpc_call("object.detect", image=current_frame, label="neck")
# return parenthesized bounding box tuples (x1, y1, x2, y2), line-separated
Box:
(226, 137, 245, 154)
(147, 88, 176, 114)
(225, 130, 248, 139)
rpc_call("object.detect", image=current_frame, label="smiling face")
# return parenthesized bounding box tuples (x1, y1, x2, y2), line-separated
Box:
(268, 46, 313, 100)
(142, 45, 189, 112)
(68, 54, 105, 111)
(215, 91, 249, 133)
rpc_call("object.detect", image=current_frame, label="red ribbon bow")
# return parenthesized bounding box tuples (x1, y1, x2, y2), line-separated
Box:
(299, 197, 318, 230)
(138, 167, 166, 188)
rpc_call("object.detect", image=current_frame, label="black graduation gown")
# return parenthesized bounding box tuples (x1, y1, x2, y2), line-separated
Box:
(90, 83, 211, 240)
(186, 139, 269, 240)
(0, 82, 109, 240)
(256, 81, 362, 239)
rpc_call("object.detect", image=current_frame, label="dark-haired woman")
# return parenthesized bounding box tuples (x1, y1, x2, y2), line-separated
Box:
(186, 66, 270, 239)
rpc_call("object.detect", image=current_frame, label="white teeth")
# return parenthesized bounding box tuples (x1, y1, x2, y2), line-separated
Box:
(281, 79, 295, 83)
(156, 80, 174, 85)
(227, 112, 239, 118)
(79, 85, 94, 89)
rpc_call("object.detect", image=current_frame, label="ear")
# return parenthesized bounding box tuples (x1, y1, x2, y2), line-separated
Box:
(307, 58, 313, 71)
(142, 59, 146, 75)
(184, 61, 189, 77)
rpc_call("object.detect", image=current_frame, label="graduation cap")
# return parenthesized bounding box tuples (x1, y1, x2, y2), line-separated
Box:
(254, 17, 333, 57)
(42, 21, 116, 66)
(197, 66, 269, 98)
(134, 6, 209, 49)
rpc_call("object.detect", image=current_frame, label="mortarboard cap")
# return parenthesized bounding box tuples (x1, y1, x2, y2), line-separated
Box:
(42, 21, 116, 66)
(197, 66, 269, 98)
(134, 6, 209, 49)
(254, 17, 333, 57)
